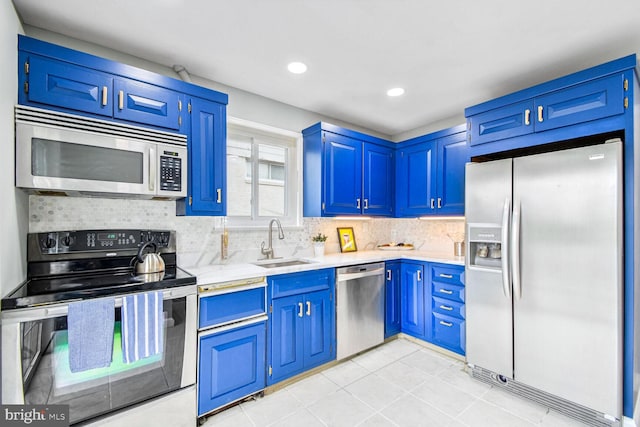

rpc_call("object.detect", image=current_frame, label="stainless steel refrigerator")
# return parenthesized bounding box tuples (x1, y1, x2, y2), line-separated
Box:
(465, 140, 623, 426)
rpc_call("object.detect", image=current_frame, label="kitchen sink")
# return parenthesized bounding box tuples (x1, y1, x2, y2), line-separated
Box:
(252, 258, 315, 269)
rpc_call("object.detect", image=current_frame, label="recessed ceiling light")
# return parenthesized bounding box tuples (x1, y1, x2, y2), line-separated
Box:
(387, 87, 405, 97)
(287, 62, 307, 74)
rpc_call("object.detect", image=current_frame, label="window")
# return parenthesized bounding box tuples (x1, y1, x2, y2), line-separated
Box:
(226, 118, 300, 227)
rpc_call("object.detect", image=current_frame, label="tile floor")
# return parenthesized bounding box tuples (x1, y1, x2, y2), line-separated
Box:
(202, 338, 590, 427)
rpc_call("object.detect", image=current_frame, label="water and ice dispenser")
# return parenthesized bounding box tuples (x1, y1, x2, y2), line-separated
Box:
(468, 225, 503, 269)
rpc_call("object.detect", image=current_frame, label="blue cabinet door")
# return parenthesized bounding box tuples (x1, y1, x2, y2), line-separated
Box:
(198, 321, 266, 416)
(400, 262, 425, 338)
(396, 142, 436, 217)
(534, 74, 624, 133)
(363, 143, 394, 216)
(26, 55, 114, 117)
(113, 78, 182, 130)
(385, 261, 402, 338)
(468, 100, 534, 146)
(182, 97, 226, 216)
(436, 133, 468, 215)
(303, 290, 334, 368)
(323, 133, 362, 215)
(270, 295, 304, 384)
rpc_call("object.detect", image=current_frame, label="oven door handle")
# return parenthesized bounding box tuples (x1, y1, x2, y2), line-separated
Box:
(0, 285, 197, 323)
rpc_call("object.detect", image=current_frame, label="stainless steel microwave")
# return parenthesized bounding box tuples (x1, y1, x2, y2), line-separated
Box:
(15, 106, 187, 199)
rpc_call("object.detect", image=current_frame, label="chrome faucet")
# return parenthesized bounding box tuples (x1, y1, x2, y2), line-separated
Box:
(261, 218, 285, 259)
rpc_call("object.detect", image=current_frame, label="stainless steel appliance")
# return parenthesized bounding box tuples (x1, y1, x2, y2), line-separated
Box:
(1, 229, 197, 426)
(336, 263, 385, 360)
(465, 140, 623, 426)
(15, 106, 187, 199)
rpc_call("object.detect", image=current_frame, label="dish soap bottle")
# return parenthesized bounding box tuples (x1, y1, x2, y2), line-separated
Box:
(220, 217, 229, 261)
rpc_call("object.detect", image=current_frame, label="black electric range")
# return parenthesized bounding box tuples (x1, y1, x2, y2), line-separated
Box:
(1, 229, 195, 310)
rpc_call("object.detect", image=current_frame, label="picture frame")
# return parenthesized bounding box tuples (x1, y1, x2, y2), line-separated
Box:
(337, 227, 357, 253)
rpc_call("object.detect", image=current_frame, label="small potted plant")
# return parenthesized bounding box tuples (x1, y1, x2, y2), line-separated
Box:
(312, 233, 328, 257)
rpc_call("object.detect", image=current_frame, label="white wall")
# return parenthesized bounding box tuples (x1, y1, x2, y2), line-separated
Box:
(0, 3, 27, 299)
(23, 26, 391, 140)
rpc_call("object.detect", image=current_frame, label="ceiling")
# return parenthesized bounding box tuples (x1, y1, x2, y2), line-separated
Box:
(11, 0, 640, 138)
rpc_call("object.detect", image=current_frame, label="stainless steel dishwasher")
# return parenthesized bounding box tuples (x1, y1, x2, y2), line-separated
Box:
(336, 262, 385, 360)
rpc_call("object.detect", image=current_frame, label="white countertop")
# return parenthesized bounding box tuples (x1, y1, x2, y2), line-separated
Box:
(183, 250, 464, 285)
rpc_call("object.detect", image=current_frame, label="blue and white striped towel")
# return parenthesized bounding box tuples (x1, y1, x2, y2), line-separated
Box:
(121, 291, 164, 364)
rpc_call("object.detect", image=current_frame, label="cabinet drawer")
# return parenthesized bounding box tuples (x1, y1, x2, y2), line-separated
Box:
(468, 100, 534, 146)
(431, 265, 464, 286)
(431, 282, 464, 303)
(432, 312, 465, 355)
(199, 286, 266, 329)
(432, 296, 465, 319)
(270, 268, 334, 298)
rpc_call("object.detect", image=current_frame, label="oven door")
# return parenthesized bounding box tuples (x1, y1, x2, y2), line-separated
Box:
(1, 286, 196, 425)
(16, 121, 156, 197)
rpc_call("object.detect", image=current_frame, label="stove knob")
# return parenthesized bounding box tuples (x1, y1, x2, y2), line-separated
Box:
(44, 236, 56, 249)
(61, 235, 72, 247)
(158, 233, 169, 245)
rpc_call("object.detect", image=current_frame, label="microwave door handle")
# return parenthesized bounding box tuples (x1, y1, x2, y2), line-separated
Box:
(149, 146, 156, 192)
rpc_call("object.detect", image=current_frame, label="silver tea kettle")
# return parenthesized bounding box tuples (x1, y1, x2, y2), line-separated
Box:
(135, 241, 165, 274)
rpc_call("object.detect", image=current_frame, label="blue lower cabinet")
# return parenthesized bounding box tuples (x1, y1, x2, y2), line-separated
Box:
(267, 270, 335, 386)
(197, 321, 266, 416)
(269, 294, 305, 383)
(432, 312, 465, 355)
(385, 261, 402, 338)
(400, 262, 426, 339)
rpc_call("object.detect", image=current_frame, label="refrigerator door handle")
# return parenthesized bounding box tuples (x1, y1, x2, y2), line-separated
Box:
(501, 197, 511, 298)
(511, 201, 522, 300)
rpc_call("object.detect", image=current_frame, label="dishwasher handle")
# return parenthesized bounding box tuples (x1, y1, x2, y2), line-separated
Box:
(337, 267, 385, 282)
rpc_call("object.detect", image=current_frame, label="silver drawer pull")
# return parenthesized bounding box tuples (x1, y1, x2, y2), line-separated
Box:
(439, 274, 453, 279)
(439, 289, 453, 295)
(439, 320, 453, 327)
(439, 305, 453, 311)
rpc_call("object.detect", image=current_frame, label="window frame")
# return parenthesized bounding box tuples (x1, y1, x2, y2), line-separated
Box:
(225, 117, 302, 229)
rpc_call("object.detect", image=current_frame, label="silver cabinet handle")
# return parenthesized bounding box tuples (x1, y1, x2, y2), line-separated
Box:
(437, 198, 442, 209)
(511, 201, 522, 300)
(439, 274, 453, 279)
(216, 188, 222, 203)
(306, 301, 311, 316)
(298, 302, 304, 318)
(430, 198, 435, 209)
(101, 86, 108, 106)
(417, 270, 422, 281)
(149, 146, 156, 192)
(439, 305, 453, 311)
(524, 109, 531, 125)
(386, 269, 392, 281)
(501, 197, 511, 299)
(356, 198, 361, 209)
(439, 320, 453, 327)
(537, 105, 544, 122)
(364, 199, 369, 209)
(439, 288, 453, 295)
(118, 90, 124, 110)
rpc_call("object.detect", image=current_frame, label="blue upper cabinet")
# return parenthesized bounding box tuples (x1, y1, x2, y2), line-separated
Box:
(25, 55, 114, 117)
(113, 78, 183, 130)
(323, 133, 363, 215)
(177, 97, 226, 216)
(396, 125, 467, 217)
(465, 56, 633, 155)
(363, 144, 394, 216)
(303, 123, 395, 217)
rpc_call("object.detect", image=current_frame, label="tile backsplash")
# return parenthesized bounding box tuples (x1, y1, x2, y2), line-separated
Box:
(29, 196, 465, 267)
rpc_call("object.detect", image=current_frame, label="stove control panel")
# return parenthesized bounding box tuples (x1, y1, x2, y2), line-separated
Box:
(35, 229, 173, 254)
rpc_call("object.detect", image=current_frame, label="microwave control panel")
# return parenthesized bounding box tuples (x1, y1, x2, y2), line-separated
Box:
(160, 154, 182, 192)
